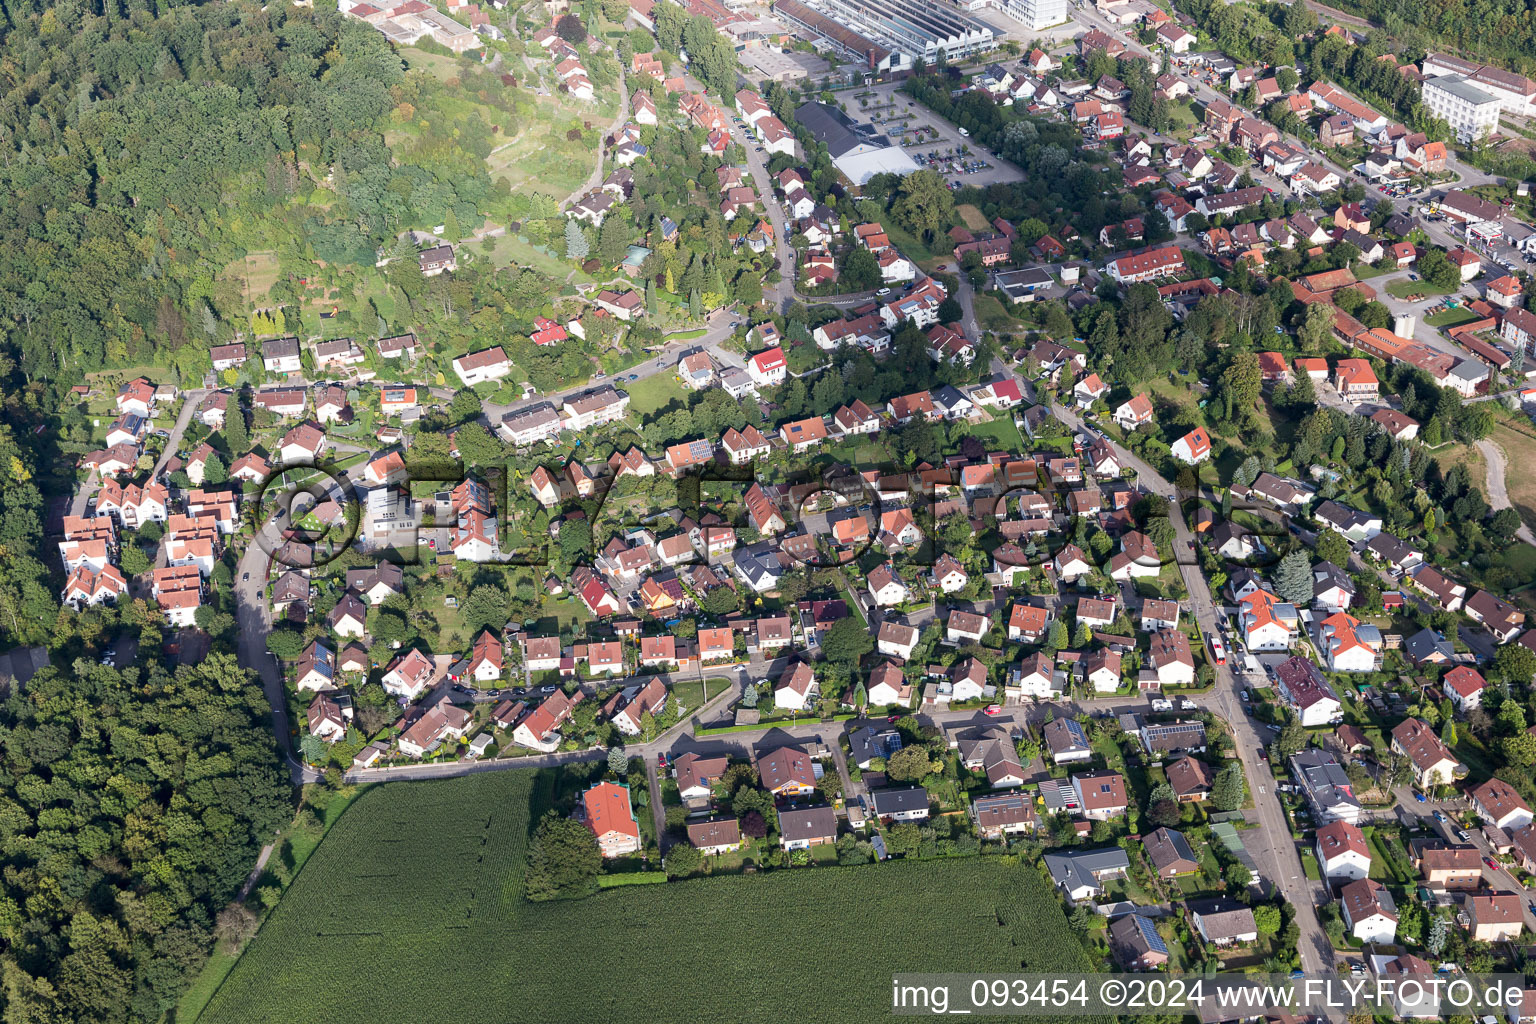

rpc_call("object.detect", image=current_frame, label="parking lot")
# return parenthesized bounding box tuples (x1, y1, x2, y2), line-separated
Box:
(846, 84, 1025, 188)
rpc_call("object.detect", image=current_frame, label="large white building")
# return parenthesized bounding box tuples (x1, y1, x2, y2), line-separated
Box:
(995, 0, 1067, 31)
(1421, 76, 1501, 143)
(1424, 52, 1536, 116)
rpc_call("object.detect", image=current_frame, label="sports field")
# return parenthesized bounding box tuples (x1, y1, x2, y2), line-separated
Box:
(198, 771, 1099, 1023)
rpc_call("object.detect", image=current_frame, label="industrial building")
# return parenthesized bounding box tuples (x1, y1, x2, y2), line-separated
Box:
(794, 101, 921, 184)
(1421, 75, 1503, 143)
(773, 0, 994, 73)
(995, 0, 1068, 32)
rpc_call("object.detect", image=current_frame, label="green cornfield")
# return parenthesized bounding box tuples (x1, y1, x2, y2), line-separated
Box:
(198, 771, 1101, 1024)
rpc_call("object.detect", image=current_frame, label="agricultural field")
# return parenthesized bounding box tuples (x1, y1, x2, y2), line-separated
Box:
(198, 771, 1100, 1024)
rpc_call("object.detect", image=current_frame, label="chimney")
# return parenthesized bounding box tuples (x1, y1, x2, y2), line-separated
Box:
(1394, 314, 1416, 337)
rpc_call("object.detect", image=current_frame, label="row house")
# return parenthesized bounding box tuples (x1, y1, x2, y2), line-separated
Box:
(151, 564, 203, 627)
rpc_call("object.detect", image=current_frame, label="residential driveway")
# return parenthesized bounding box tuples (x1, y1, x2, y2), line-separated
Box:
(152, 390, 205, 479)
(70, 472, 98, 517)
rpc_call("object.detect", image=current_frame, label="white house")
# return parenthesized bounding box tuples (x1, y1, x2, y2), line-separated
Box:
(1341, 878, 1398, 945)
(876, 620, 920, 661)
(453, 346, 514, 386)
(1170, 427, 1212, 465)
(868, 564, 910, 607)
(746, 346, 787, 389)
(1469, 778, 1533, 831)
(1442, 665, 1486, 710)
(1238, 589, 1297, 652)
(773, 661, 818, 711)
(382, 648, 436, 700)
(1315, 820, 1372, 882)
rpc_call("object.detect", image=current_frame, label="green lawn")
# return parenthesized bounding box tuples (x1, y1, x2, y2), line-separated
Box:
(1300, 850, 1320, 881)
(1386, 278, 1455, 299)
(196, 771, 1103, 1024)
(625, 372, 688, 419)
(670, 676, 731, 712)
(972, 292, 1024, 334)
(964, 414, 1024, 453)
(1424, 308, 1481, 328)
(172, 948, 237, 1024)
(484, 231, 579, 280)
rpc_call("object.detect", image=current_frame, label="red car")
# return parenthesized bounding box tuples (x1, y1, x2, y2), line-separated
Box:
(983, 705, 1002, 716)
(1484, 857, 1499, 871)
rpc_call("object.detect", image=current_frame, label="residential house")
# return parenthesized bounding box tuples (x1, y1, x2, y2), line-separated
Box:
(869, 787, 930, 823)
(1190, 899, 1258, 946)
(1072, 769, 1127, 821)
(1044, 847, 1131, 900)
(1443, 665, 1487, 710)
(777, 806, 838, 850)
(773, 660, 818, 711)
(972, 792, 1038, 839)
(1469, 779, 1533, 831)
(1316, 820, 1373, 881)
(1290, 748, 1363, 824)
(1166, 755, 1213, 802)
(757, 744, 817, 797)
(1464, 590, 1524, 642)
(1043, 717, 1093, 763)
(583, 781, 642, 857)
(1390, 718, 1463, 789)
(1466, 892, 1525, 942)
(1144, 827, 1199, 877)
(1415, 844, 1482, 889)
(1341, 878, 1399, 944)
(1109, 913, 1171, 971)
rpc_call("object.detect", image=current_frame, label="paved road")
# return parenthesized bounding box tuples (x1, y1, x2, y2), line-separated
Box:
(1474, 437, 1536, 544)
(728, 110, 795, 313)
(344, 667, 746, 783)
(235, 511, 323, 785)
(1053, 401, 1337, 975)
(152, 389, 206, 479)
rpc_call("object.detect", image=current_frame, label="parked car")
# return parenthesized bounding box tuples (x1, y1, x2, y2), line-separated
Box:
(983, 705, 1002, 716)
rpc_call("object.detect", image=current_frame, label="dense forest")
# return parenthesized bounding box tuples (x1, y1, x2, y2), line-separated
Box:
(1321, 0, 1536, 75)
(0, 1, 499, 383)
(0, 655, 288, 1024)
(0, 4, 312, 1021)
